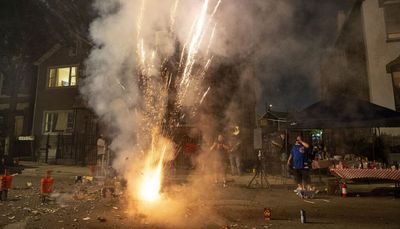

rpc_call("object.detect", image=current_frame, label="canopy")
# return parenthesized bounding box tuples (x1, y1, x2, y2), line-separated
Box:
(289, 97, 400, 129)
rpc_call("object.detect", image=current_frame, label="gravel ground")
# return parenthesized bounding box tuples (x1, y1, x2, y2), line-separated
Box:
(1, 162, 399, 229)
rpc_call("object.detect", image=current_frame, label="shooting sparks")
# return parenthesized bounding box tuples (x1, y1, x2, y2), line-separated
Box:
(200, 86, 211, 104)
(181, 0, 209, 85)
(129, 0, 221, 207)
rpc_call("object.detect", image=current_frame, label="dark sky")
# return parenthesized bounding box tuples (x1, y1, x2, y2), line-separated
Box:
(0, 0, 352, 115)
(256, 0, 351, 114)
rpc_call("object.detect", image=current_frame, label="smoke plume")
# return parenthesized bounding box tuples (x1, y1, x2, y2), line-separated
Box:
(81, 0, 302, 227)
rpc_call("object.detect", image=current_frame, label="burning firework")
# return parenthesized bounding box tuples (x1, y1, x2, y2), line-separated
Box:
(84, 0, 223, 224)
(138, 135, 167, 202)
(131, 0, 221, 205)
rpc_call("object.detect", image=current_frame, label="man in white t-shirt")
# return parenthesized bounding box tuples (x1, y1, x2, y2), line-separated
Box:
(97, 135, 106, 176)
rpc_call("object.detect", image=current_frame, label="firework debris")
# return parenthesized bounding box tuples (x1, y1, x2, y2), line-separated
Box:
(97, 216, 107, 222)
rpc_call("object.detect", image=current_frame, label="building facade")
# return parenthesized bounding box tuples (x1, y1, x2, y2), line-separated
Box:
(0, 70, 35, 159)
(322, 0, 400, 110)
(321, 0, 400, 162)
(32, 40, 98, 164)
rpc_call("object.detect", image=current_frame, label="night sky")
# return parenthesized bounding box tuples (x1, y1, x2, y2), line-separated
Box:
(256, 0, 351, 114)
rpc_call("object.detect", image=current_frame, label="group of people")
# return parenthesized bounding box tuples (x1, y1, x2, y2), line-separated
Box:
(0, 168, 53, 203)
(208, 131, 314, 190)
(96, 129, 313, 192)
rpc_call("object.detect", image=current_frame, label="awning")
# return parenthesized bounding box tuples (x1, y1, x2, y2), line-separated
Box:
(289, 97, 400, 129)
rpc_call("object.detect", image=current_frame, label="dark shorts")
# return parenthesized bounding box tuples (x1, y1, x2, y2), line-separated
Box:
(293, 169, 309, 185)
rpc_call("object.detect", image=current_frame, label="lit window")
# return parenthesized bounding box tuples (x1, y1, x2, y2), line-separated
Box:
(383, 3, 400, 41)
(43, 111, 74, 133)
(47, 66, 78, 87)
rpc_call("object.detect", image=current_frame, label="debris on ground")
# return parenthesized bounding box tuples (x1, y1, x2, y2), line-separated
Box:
(97, 216, 107, 222)
(82, 217, 91, 221)
(303, 200, 315, 204)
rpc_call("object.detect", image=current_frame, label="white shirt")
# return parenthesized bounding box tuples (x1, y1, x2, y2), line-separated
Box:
(97, 138, 106, 155)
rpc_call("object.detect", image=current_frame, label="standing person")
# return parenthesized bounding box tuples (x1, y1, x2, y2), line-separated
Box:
(0, 169, 12, 201)
(40, 170, 54, 203)
(287, 136, 310, 191)
(229, 129, 242, 176)
(272, 133, 288, 177)
(279, 133, 288, 177)
(0, 157, 5, 175)
(183, 136, 196, 169)
(210, 134, 230, 187)
(97, 134, 107, 176)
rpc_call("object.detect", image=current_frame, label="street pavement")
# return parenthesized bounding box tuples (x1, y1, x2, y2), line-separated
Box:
(0, 162, 399, 229)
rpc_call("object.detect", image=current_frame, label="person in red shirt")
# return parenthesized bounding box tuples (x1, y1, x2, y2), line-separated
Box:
(41, 170, 54, 203)
(0, 169, 12, 201)
(183, 137, 197, 169)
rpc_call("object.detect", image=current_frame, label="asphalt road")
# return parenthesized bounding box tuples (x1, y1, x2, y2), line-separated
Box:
(1, 162, 399, 229)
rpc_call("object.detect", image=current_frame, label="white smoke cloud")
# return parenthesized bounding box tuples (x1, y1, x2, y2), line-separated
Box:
(82, 0, 298, 227)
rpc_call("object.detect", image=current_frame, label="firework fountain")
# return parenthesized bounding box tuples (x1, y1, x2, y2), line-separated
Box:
(83, 0, 225, 226)
(132, 0, 220, 204)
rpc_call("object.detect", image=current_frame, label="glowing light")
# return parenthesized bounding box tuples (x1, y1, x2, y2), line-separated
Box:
(139, 146, 166, 202)
(169, 0, 180, 32)
(137, 0, 146, 39)
(206, 23, 217, 56)
(199, 86, 210, 104)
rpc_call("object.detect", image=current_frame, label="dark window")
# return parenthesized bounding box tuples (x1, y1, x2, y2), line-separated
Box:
(392, 71, 400, 111)
(383, 3, 400, 41)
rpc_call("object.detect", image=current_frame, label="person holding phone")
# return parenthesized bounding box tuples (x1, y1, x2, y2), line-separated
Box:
(287, 136, 310, 191)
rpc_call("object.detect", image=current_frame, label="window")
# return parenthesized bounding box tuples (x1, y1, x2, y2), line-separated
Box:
(383, 2, 400, 41)
(17, 76, 30, 96)
(14, 116, 24, 137)
(43, 111, 74, 133)
(0, 74, 11, 96)
(392, 71, 400, 111)
(0, 73, 3, 95)
(47, 66, 77, 88)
